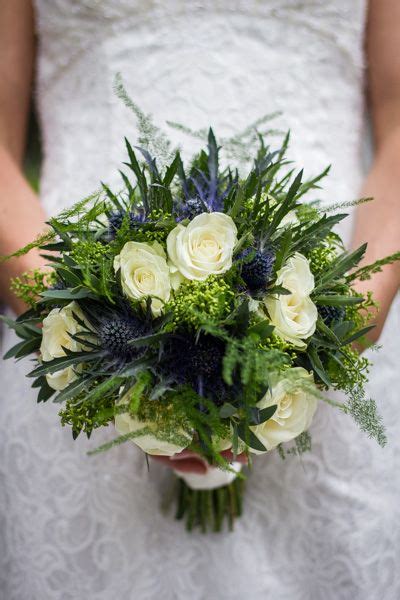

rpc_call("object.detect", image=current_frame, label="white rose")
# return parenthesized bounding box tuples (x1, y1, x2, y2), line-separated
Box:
(115, 396, 192, 456)
(250, 367, 318, 453)
(265, 252, 317, 348)
(167, 212, 237, 281)
(40, 302, 88, 391)
(114, 241, 172, 316)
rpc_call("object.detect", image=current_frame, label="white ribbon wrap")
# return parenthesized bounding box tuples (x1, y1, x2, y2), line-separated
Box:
(174, 462, 242, 490)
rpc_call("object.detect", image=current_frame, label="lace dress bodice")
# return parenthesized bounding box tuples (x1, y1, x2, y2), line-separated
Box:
(1, 2, 400, 599)
(35, 0, 366, 241)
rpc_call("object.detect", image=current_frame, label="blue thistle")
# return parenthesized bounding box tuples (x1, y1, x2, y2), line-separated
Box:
(240, 247, 275, 290)
(318, 305, 345, 325)
(160, 335, 229, 405)
(178, 197, 206, 220)
(108, 210, 145, 239)
(50, 280, 67, 291)
(99, 315, 148, 363)
(176, 129, 237, 219)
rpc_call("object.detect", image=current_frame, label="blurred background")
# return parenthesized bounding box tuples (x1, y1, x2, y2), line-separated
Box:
(25, 107, 41, 192)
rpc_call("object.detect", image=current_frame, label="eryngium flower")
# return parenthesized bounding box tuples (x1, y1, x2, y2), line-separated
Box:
(160, 335, 230, 405)
(99, 315, 147, 362)
(108, 210, 144, 239)
(240, 248, 275, 290)
(318, 305, 345, 325)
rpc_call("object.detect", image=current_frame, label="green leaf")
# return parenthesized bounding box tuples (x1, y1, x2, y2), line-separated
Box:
(3, 339, 37, 360)
(290, 213, 347, 253)
(266, 285, 291, 296)
(39, 288, 96, 302)
(37, 379, 56, 403)
(55, 267, 82, 288)
(314, 243, 367, 292)
(247, 320, 274, 339)
(163, 152, 180, 187)
(314, 295, 364, 307)
(27, 350, 104, 378)
(237, 423, 267, 452)
(248, 404, 277, 425)
(52, 376, 94, 404)
(229, 185, 245, 220)
(266, 170, 303, 235)
(231, 421, 239, 456)
(0, 315, 38, 341)
(274, 228, 293, 271)
(333, 320, 355, 340)
(13, 337, 41, 359)
(82, 377, 124, 405)
(118, 170, 135, 200)
(124, 138, 149, 212)
(316, 317, 341, 345)
(341, 325, 375, 346)
(347, 250, 400, 282)
(308, 346, 331, 387)
(230, 299, 250, 337)
(127, 331, 169, 347)
(101, 182, 124, 211)
(219, 403, 237, 418)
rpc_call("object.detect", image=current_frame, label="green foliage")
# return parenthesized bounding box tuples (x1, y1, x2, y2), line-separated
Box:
(164, 386, 230, 465)
(167, 276, 235, 329)
(114, 73, 175, 167)
(59, 392, 115, 439)
(70, 241, 111, 266)
(277, 431, 312, 459)
(3, 96, 399, 469)
(307, 237, 340, 278)
(347, 251, 400, 282)
(11, 269, 57, 308)
(0, 229, 55, 262)
(175, 476, 245, 532)
(296, 202, 320, 223)
(326, 346, 370, 393)
(344, 389, 387, 447)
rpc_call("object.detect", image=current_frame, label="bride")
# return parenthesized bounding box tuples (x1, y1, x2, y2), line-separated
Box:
(1, 1, 399, 598)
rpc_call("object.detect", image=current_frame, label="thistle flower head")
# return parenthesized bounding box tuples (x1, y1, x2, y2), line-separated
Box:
(318, 305, 345, 325)
(99, 315, 148, 362)
(160, 334, 230, 405)
(239, 247, 275, 290)
(108, 210, 145, 239)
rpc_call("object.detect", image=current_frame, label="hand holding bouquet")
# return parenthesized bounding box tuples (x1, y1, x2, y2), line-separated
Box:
(3, 88, 399, 532)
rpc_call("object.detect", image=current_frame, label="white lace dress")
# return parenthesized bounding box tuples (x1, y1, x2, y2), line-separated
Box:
(1, 1, 400, 599)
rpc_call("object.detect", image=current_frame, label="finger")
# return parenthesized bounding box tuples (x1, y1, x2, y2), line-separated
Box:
(151, 455, 208, 474)
(220, 450, 248, 464)
(171, 459, 208, 474)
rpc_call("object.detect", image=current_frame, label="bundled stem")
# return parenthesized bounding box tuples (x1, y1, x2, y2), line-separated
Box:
(175, 476, 245, 533)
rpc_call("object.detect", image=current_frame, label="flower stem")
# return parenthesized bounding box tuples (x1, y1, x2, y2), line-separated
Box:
(174, 475, 244, 533)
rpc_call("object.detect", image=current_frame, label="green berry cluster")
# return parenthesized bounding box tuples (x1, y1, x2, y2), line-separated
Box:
(327, 347, 370, 393)
(59, 393, 115, 439)
(167, 276, 235, 329)
(308, 239, 339, 278)
(295, 203, 320, 223)
(262, 333, 296, 359)
(70, 240, 110, 267)
(11, 269, 57, 308)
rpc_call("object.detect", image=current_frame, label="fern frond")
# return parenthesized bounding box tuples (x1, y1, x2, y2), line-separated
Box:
(114, 73, 175, 166)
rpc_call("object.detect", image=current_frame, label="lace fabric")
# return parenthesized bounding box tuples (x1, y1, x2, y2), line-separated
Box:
(1, 1, 400, 598)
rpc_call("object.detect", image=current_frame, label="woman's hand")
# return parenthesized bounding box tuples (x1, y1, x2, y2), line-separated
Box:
(350, 0, 400, 344)
(152, 449, 248, 474)
(0, 1, 48, 315)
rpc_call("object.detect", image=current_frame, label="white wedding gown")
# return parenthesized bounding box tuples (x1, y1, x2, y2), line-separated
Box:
(1, 1, 400, 599)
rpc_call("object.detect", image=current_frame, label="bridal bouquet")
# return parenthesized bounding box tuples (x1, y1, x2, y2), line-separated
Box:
(2, 96, 398, 532)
